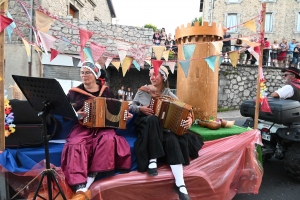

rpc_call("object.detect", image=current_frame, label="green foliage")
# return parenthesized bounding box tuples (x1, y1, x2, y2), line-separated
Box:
(169, 51, 175, 59)
(191, 17, 203, 26)
(144, 24, 157, 31)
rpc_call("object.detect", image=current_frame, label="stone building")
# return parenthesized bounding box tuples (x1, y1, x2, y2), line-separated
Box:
(202, 0, 300, 43)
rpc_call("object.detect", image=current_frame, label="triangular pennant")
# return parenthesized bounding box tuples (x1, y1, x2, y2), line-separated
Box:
(130, 46, 146, 67)
(105, 57, 113, 69)
(90, 42, 106, 63)
(33, 45, 42, 52)
(38, 31, 57, 54)
(116, 41, 131, 66)
(260, 97, 272, 113)
(240, 38, 260, 47)
(97, 56, 108, 68)
(111, 61, 121, 70)
(50, 48, 59, 62)
(218, 56, 224, 66)
(79, 28, 93, 50)
(212, 41, 223, 53)
(0, 15, 13, 33)
(145, 59, 151, 66)
(205, 56, 218, 72)
(83, 47, 94, 64)
(122, 56, 133, 77)
(166, 61, 176, 74)
(56, 40, 69, 53)
(22, 38, 31, 57)
(61, 36, 70, 45)
(248, 47, 260, 63)
(162, 50, 170, 61)
(6, 12, 16, 28)
(35, 10, 55, 33)
(178, 60, 191, 78)
(242, 19, 256, 32)
(72, 57, 80, 67)
(183, 44, 196, 60)
(152, 46, 165, 61)
(132, 60, 141, 71)
(228, 51, 239, 67)
(151, 60, 164, 76)
(79, 51, 87, 62)
(6, 25, 14, 43)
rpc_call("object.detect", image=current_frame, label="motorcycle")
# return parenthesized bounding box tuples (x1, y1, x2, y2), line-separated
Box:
(240, 98, 300, 182)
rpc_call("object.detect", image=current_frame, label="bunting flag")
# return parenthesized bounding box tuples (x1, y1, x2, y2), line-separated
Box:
(239, 38, 260, 47)
(242, 19, 256, 32)
(166, 61, 176, 74)
(38, 31, 57, 54)
(97, 56, 108, 68)
(61, 36, 70, 45)
(22, 38, 31, 57)
(248, 47, 260, 63)
(6, 11, 16, 43)
(132, 60, 141, 71)
(205, 56, 217, 72)
(130, 46, 146, 68)
(183, 44, 196, 60)
(90, 42, 106, 63)
(19, 1, 31, 20)
(111, 61, 121, 70)
(33, 45, 42, 52)
(162, 50, 170, 61)
(152, 46, 165, 61)
(79, 28, 93, 50)
(228, 51, 239, 67)
(145, 58, 152, 66)
(50, 48, 59, 62)
(151, 60, 164, 76)
(83, 47, 94, 64)
(35, 10, 55, 33)
(56, 40, 69, 53)
(116, 41, 131, 66)
(72, 57, 80, 67)
(0, 15, 13, 33)
(218, 56, 224, 66)
(178, 60, 191, 78)
(259, 66, 265, 81)
(212, 41, 223, 53)
(105, 57, 113, 69)
(122, 56, 133, 77)
(79, 50, 87, 62)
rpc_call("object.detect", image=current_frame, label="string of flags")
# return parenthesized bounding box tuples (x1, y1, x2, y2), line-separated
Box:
(0, 0, 263, 78)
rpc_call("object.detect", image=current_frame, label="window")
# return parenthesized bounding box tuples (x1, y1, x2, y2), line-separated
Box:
(226, 13, 238, 32)
(225, 0, 241, 4)
(69, 4, 79, 19)
(297, 12, 300, 32)
(265, 12, 273, 32)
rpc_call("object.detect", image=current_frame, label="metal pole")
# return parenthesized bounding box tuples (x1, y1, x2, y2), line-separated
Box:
(28, 0, 33, 76)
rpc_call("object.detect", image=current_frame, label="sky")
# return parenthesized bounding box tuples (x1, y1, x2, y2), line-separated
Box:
(111, 0, 202, 35)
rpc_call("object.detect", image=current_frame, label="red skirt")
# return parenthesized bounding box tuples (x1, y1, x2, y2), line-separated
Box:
(61, 124, 131, 186)
(277, 51, 287, 61)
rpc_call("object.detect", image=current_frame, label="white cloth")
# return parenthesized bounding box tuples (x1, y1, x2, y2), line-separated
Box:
(275, 85, 294, 99)
(118, 89, 125, 95)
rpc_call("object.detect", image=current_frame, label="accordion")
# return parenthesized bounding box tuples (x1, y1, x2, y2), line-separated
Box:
(82, 97, 129, 129)
(149, 96, 193, 135)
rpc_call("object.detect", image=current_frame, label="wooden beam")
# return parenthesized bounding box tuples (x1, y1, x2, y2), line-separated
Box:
(0, 0, 8, 151)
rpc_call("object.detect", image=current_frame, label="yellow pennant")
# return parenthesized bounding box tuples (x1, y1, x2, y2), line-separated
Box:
(122, 56, 133, 77)
(33, 45, 42, 52)
(242, 19, 256, 32)
(228, 51, 239, 68)
(22, 38, 31, 57)
(111, 61, 120, 70)
(145, 59, 151, 66)
(36, 10, 56, 33)
(152, 46, 165, 61)
(162, 50, 170, 61)
(211, 41, 223, 53)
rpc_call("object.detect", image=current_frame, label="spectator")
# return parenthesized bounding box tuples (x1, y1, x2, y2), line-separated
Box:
(222, 31, 231, 62)
(287, 39, 297, 67)
(160, 28, 167, 46)
(153, 29, 161, 46)
(234, 34, 243, 50)
(263, 38, 271, 66)
(271, 40, 280, 67)
(292, 43, 300, 68)
(118, 85, 125, 100)
(165, 33, 176, 51)
(278, 38, 289, 67)
(125, 87, 134, 101)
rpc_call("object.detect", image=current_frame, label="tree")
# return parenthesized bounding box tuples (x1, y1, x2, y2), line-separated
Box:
(191, 17, 202, 26)
(144, 24, 157, 31)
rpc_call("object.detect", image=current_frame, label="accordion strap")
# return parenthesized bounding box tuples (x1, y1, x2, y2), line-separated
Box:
(69, 85, 108, 97)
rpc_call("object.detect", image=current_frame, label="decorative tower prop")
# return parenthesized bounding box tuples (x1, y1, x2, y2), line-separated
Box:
(175, 22, 224, 120)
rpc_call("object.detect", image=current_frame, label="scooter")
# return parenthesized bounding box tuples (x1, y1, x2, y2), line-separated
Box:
(240, 98, 300, 182)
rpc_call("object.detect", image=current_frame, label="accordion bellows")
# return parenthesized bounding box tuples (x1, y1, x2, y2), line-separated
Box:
(150, 97, 193, 135)
(83, 97, 128, 129)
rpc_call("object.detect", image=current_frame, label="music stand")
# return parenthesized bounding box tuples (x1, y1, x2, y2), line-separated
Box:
(12, 75, 78, 200)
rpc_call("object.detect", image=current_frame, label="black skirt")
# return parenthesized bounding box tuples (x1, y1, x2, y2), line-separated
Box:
(134, 115, 204, 172)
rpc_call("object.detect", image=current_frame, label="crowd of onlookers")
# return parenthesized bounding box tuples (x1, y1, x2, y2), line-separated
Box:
(222, 31, 300, 68)
(117, 85, 134, 101)
(152, 28, 178, 55)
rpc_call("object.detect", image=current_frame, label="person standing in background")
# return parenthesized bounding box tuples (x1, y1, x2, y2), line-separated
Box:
(125, 87, 134, 101)
(287, 39, 297, 67)
(222, 31, 231, 62)
(160, 28, 167, 46)
(118, 85, 125, 100)
(271, 40, 280, 67)
(153, 29, 161, 46)
(263, 38, 271, 66)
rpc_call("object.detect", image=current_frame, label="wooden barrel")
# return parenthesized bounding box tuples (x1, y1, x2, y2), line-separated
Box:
(175, 22, 225, 120)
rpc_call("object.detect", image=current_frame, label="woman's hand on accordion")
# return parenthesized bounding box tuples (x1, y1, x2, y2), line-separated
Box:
(183, 116, 193, 129)
(140, 105, 154, 116)
(125, 112, 133, 121)
(77, 110, 87, 120)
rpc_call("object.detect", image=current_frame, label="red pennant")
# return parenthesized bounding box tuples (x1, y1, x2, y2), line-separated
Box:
(0, 15, 13, 33)
(90, 42, 106, 63)
(151, 60, 164, 76)
(50, 48, 59, 62)
(79, 28, 93, 51)
(260, 97, 272, 113)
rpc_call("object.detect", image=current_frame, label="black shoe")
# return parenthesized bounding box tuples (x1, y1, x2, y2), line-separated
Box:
(174, 184, 190, 200)
(147, 161, 158, 176)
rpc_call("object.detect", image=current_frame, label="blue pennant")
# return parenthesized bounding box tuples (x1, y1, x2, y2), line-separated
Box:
(178, 60, 191, 78)
(132, 60, 140, 71)
(218, 56, 224, 66)
(83, 47, 94, 64)
(205, 56, 218, 72)
(183, 44, 196, 60)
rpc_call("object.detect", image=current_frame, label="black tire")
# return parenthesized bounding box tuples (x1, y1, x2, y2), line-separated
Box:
(284, 143, 300, 182)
